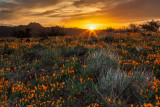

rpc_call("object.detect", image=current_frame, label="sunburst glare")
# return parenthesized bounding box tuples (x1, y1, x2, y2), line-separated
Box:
(89, 26, 95, 30)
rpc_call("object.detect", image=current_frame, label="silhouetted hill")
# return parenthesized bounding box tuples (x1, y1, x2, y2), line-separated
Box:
(27, 22, 44, 36)
(0, 22, 44, 37)
(0, 22, 87, 37)
(0, 26, 14, 37)
(28, 22, 43, 29)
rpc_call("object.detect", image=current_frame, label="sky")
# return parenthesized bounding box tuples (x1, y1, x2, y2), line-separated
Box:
(0, 0, 160, 29)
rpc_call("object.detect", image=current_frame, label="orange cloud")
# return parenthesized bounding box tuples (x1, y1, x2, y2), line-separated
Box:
(0, 0, 160, 28)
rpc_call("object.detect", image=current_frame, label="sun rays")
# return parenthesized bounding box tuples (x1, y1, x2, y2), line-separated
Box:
(77, 24, 99, 42)
(89, 26, 95, 30)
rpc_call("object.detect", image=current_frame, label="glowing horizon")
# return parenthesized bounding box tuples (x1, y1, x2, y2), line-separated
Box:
(0, 0, 159, 29)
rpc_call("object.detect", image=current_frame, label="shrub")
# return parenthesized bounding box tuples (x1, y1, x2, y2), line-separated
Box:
(140, 20, 160, 32)
(84, 49, 118, 79)
(12, 28, 32, 38)
(97, 69, 131, 100)
(129, 24, 140, 32)
(48, 26, 66, 36)
(84, 49, 156, 104)
(105, 27, 115, 32)
(60, 46, 76, 57)
(95, 68, 156, 104)
(38, 29, 48, 37)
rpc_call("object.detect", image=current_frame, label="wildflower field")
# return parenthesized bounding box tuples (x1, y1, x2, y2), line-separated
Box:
(0, 32, 160, 107)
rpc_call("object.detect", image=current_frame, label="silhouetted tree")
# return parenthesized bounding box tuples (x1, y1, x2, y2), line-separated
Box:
(25, 28, 32, 37)
(129, 24, 140, 32)
(48, 26, 66, 36)
(105, 27, 115, 32)
(13, 28, 32, 38)
(140, 20, 160, 32)
(38, 29, 48, 37)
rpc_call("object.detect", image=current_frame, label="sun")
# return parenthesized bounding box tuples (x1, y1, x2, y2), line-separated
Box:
(89, 26, 95, 30)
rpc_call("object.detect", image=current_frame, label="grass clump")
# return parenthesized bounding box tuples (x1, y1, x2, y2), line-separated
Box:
(84, 49, 118, 79)
(84, 49, 158, 105)
(96, 69, 156, 105)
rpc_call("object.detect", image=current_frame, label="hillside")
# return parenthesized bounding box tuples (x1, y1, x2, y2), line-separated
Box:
(0, 33, 160, 106)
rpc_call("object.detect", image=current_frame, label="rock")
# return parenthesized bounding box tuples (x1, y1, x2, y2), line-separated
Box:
(62, 47, 86, 57)
(76, 47, 86, 56)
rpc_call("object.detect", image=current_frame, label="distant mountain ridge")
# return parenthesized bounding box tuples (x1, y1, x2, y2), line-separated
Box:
(0, 22, 87, 37)
(0, 22, 44, 37)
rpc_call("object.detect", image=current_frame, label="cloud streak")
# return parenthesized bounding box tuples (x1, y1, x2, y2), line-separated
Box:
(0, 0, 160, 27)
(0, 0, 65, 20)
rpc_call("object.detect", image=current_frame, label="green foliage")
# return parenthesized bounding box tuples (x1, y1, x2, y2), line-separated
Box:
(0, 33, 159, 106)
(85, 49, 118, 79)
(96, 69, 155, 104)
(60, 46, 76, 57)
(0, 44, 15, 56)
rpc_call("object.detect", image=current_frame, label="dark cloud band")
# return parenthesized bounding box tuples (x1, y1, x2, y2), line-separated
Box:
(0, 0, 160, 25)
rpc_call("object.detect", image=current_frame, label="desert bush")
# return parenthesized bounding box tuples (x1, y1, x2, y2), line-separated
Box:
(60, 46, 76, 57)
(95, 68, 156, 104)
(140, 20, 160, 32)
(12, 28, 32, 38)
(38, 48, 55, 65)
(38, 29, 48, 37)
(105, 27, 115, 32)
(48, 26, 66, 36)
(96, 69, 131, 101)
(129, 24, 140, 32)
(84, 49, 118, 79)
(84, 49, 156, 104)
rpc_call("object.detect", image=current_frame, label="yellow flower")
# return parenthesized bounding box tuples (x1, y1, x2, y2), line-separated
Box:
(152, 85, 156, 89)
(27, 105, 33, 107)
(155, 95, 159, 100)
(144, 103, 153, 107)
(156, 100, 160, 106)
